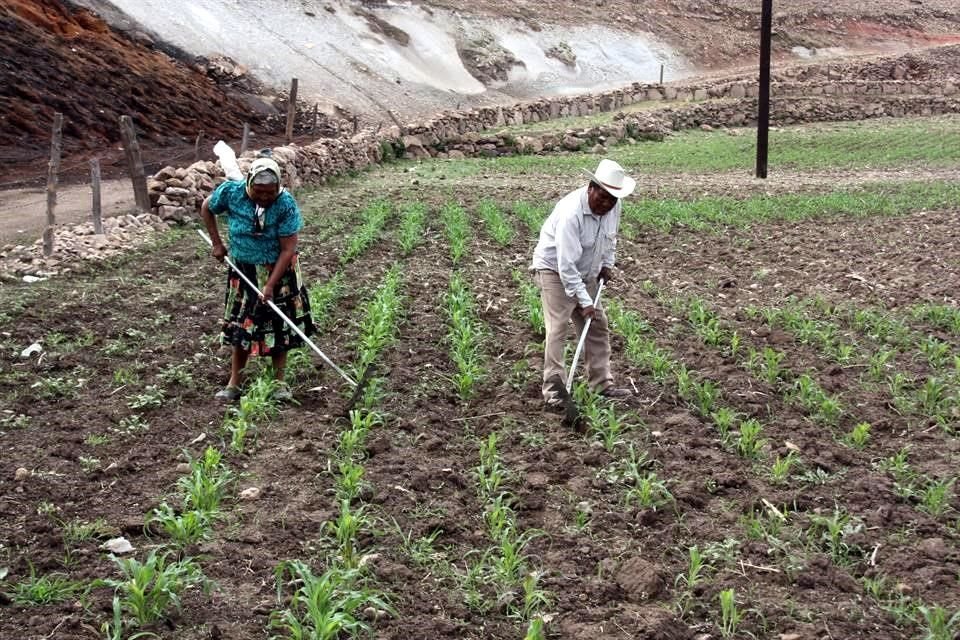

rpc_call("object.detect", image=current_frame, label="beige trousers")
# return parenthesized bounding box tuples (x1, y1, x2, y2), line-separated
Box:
(534, 269, 613, 402)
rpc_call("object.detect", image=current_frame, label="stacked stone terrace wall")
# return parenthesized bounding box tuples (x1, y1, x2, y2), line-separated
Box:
(146, 51, 960, 225)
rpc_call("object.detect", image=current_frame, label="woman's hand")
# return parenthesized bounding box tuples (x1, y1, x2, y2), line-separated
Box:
(260, 283, 275, 303)
(212, 242, 227, 262)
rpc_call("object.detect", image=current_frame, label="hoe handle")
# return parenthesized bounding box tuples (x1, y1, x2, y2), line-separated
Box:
(198, 230, 357, 387)
(566, 279, 605, 393)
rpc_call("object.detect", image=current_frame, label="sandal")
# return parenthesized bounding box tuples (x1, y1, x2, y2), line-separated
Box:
(214, 385, 242, 402)
(273, 383, 294, 403)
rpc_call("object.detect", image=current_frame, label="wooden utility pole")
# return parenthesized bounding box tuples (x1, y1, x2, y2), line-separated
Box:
(240, 122, 250, 155)
(659, 64, 664, 85)
(756, 0, 773, 179)
(90, 158, 103, 235)
(119, 115, 150, 211)
(43, 112, 64, 257)
(285, 77, 299, 143)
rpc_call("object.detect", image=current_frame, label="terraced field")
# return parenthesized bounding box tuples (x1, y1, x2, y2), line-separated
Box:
(1, 115, 959, 639)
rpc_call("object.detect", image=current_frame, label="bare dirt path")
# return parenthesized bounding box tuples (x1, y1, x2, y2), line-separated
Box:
(0, 179, 137, 246)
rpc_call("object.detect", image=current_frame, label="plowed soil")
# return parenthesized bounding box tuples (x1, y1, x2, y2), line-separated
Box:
(1, 160, 958, 638)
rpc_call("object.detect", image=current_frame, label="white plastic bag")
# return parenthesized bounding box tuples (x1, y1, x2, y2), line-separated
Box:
(213, 140, 244, 181)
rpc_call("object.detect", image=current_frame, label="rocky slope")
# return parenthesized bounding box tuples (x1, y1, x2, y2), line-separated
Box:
(2, 0, 959, 179)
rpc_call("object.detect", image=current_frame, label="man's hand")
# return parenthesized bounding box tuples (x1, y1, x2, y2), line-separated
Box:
(598, 266, 614, 284)
(580, 305, 596, 319)
(212, 242, 227, 262)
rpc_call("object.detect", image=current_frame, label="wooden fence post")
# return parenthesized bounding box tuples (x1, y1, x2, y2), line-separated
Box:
(311, 103, 319, 134)
(194, 130, 205, 162)
(240, 122, 250, 155)
(119, 115, 150, 212)
(285, 77, 299, 143)
(90, 158, 103, 235)
(43, 112, 64, 257)
(659, 64, 664, 85)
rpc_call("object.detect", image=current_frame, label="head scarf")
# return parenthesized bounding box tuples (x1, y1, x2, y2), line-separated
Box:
(245, 157, 284, 199)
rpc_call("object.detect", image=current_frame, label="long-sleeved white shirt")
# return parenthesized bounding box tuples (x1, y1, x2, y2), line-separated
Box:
(530, 186, 620, 308)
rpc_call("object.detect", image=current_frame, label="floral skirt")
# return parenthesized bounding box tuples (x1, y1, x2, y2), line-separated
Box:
(222, 256, 315, 356)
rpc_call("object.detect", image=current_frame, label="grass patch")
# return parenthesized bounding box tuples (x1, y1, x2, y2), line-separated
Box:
(624, 181, 960, 231)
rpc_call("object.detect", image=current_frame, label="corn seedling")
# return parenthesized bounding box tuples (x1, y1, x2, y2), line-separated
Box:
(842, 421, 871, 449)
(336, 460, 367, 502)
(8, 564, 86, 606)
(867, 349, 896, 382)
(176, 446, 234, 514)
(710, 406, 738, 444)
(625, 471, 673, 510)
(524, 618, 547, 640)
(325, 500, 369, 569)
(445, 272, 487, 400)
(485, 493, 516, 543)
(915, 376, 949, 417)
(100, 595, 158, 640)
(477, 199, 515, 246)
(918, 477, 955, 519)
(105, 551, 207, 628)
(490, 528, 542, 588)
(475, 433, 507, 499)
(517, 571, 552, 623)
(512, 201, 549, 232)
(718, 588, 742, 639)
(919, 336, 952, 369)
(674, 545, 710, 618)
(691, 379, 720, 417)
(397, 202, 427, 255)
(806, 507, 863, 565)
(270, 560, 393, 640)
(735, 418, 766, 459)
(592, 406, 633, 453)
(146, 503, 213, 548)
(768, 451, 798, 485)
(918, 604, 960, 640)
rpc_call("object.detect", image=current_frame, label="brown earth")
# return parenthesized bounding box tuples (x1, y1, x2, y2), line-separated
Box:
(1, 174, 958, 638)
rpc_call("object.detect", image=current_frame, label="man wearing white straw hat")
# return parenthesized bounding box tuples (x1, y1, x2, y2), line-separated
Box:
(531, 158, 635, 408)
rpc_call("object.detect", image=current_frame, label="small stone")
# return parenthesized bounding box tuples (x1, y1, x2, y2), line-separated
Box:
(100, 537, 135, 555)
(175, 462, 192, 473)
(239, 487, 261, 501)
(575, 501, 592, 515)
(14, 467, 29, 482)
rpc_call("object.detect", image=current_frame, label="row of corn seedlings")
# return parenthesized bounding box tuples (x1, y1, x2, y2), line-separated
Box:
(568, 364, 775, 637)
(103, 436, 246, 637)
(511, 202, 549, 234)
(269, 267, 406, 638)
(774, 297, 960, 431)
(477, 199, 517, 247)
(644, 287, 856, 435)
(606, 299, 773, 464)
(910, 303, 960, 337)
(512, 269, 545, 337)
(444, 272, 488, 400)
(632, 289, 960, 630)
(441, 202, 471, 265)
(396, 202, 428, 255)
(468, 432, 552, 639)
(340, 199, 393, 265)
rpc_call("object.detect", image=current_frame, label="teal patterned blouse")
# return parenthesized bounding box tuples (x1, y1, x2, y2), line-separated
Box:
(208, 180, 302, 264)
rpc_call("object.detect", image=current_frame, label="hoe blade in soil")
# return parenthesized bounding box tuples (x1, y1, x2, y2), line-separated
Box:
(546, 375, 585, 432)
